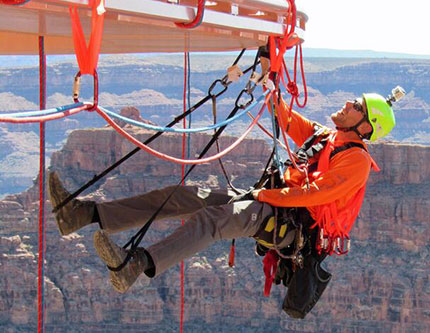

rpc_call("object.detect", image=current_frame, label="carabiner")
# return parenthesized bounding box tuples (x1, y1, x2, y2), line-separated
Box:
(73, 69, 99, 111)
(235, 88, 254, 109)
(208, 78, 228, 98)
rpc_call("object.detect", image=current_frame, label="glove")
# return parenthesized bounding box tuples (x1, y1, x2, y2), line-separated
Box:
(228, 187, 255, 204)
(274, 259, 293, 287)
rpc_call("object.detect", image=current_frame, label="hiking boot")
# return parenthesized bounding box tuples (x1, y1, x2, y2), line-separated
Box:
(48, 171, 95, 236)
(93, 230, 150, 293)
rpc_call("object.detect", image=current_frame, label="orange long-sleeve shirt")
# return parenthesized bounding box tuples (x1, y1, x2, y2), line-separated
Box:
(257, 108, 372, 221)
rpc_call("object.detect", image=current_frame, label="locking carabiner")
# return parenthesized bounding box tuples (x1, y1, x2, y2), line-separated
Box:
(73, 70, 99, 111)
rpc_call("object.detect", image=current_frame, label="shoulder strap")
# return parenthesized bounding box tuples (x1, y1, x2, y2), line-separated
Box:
(295, 124, 331, 164)
(308, 142, 366, 174)
(301, 124, 329, 151)
(329, 142, 365, 159)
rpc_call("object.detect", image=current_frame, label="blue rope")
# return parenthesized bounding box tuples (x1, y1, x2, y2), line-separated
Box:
(1, 102, 84, 118)
(270, 99, 285, 179)
(98, 90, 269, 134)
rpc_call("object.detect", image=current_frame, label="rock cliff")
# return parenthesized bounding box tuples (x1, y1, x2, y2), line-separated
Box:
(0, 122, 429, 332)
(2, 55, 430, 197)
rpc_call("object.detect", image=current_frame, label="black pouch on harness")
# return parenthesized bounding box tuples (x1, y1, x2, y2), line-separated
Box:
(253, 207, 298, 252)
(282, 254, 332, 319)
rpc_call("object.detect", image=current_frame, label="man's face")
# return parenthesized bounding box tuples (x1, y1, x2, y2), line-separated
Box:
(331, 97, 368, 128)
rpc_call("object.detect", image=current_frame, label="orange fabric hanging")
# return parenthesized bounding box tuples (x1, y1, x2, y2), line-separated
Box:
(263, 250, 278, 296)
(69, 0, 105, 75)
(309, 133, 380, 255)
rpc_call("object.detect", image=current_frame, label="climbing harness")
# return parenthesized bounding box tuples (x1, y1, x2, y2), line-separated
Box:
(254, 122, 379, 296)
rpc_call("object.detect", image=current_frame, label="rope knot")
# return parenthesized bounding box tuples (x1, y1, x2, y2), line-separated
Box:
(287, 82, 299, 97)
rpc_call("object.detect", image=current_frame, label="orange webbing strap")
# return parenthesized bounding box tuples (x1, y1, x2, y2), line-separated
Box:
(311, 137, 379, 255)
(370, 156, 381, 172)
(69, 0, 105, 75)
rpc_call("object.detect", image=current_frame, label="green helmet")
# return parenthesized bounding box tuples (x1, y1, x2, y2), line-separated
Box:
(363, 93, 396, 142)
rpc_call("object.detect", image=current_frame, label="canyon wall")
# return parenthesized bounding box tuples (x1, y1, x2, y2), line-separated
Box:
(0, 123, 429, 332)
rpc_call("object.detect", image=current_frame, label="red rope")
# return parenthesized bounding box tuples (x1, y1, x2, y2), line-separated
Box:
(266, 0, 310, 179)
(269, 0, 297, 74)
(175, 0, 206, 29)
(0, 0, 30, 5)
(179, 50, 188, 333)
(38, 35, 46, 333)
(281, 45, 307, 109)
(0, 104, 92, 123)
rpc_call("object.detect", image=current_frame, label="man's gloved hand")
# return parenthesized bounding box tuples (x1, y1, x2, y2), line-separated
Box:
(228, 187, 255, 204)
(274, 259, 293, 287)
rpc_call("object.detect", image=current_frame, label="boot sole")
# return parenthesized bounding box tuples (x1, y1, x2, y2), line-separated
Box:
(48, 172, 72, 236)
(93, 230, 126, 268)
(93, 231, 136, 294)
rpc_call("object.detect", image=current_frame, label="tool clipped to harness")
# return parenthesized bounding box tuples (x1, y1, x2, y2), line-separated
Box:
(319, 228, 351, 255)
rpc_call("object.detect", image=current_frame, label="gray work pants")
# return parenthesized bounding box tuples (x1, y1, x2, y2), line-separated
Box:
(97, 186, 273, 276)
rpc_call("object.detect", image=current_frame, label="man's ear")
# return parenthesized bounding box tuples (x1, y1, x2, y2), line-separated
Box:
(359, 122, 373, 138)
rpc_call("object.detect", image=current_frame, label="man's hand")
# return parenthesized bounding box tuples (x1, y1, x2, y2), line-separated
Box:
(252, 189, 263, 200)
(228, 187, 255, 204)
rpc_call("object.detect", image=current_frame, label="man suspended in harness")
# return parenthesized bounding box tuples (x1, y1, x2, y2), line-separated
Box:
(48, 86, 405, 318)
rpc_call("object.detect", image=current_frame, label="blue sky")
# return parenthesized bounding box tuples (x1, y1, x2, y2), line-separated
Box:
(299, 0, 430, 55)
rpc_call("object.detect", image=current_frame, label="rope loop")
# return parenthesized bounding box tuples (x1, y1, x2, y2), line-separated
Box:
(287, 81, 299, 97)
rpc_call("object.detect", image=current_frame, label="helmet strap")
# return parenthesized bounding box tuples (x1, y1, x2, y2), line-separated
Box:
(336, 115, 370, 140)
